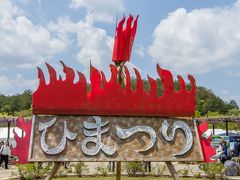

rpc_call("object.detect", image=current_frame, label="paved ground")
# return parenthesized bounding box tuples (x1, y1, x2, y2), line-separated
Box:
(0, 165, 18, 180)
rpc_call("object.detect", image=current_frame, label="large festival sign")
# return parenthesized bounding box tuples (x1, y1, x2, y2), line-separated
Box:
(29, 116, 202, 162)
(12, 15, 215, 165)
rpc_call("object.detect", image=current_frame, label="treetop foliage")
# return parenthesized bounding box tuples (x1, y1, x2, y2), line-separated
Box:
(0, 90, 32, 117)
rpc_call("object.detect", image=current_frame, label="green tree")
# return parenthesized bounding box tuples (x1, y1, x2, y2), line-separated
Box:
(196, 86, 232, 115)
(0, 89, 32, 116)
(227, 100, 239, 110)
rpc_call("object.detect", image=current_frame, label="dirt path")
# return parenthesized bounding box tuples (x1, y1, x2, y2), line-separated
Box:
(0, 165, 18, 180)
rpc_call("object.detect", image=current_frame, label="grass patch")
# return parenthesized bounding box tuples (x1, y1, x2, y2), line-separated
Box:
(53, 176, 202, 180)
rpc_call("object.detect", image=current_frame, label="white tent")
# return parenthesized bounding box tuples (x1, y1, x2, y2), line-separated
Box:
(0, 127, 25, 147)
(202, 128, 240, 139)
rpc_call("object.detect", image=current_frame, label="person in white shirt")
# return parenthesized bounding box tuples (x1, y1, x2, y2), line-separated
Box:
(0, 141, 11, 169)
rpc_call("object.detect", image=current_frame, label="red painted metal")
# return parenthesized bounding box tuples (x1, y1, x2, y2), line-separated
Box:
(112, 15, 139, 62)
(197, 120, 216, 162)
(32, 61, 195, 117)
(11, 117, 32, 164)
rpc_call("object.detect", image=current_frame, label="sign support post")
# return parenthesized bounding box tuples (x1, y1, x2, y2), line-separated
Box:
(166, 162, 179, 180)
(116, 161, 121, 180)
(45, 162, 61, 180)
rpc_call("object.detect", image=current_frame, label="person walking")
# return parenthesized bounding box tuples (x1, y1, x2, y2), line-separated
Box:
(236, 140, 240, 157)
(233, 138, 238, 156)
(0, 141, 11, 169)
(0, 141, 4, 164)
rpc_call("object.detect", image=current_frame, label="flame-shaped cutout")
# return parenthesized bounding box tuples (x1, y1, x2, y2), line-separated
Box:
(33, 61, 196, 117)
(157, 64, 174, 95)
(134, 68, 143, 94)
(147, 75, 157, 97)
(46, 63, 57, 83)
(77, 71, 86, 87)
(37, 67, 46, 86)
(124, 66, 132, 93)
(177, 75, 186, 93)
(197, 120, 217, 162)
(11, 117, 32, 164)
(187, 74, 196, 93)
(60, 61, 75, 83)
(90, 63, 101, 91)
(109, 64, 118, 85)
(112, 15, 139, 61)
(100, 71, 107, 89)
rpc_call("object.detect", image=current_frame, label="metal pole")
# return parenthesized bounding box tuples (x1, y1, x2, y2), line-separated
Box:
(7, 121, 10, 141)
(225, 121, 229, 136)
(212, 123, 215, 135)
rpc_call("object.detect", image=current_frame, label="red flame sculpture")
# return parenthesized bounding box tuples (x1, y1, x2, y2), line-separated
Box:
(197, 120, 216, 162)
(12, 117, 32, 164)
(33, 61, 195, 117)
(112, 15, 139, 62)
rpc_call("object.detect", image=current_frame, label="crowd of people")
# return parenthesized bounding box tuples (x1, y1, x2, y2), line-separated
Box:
(219, 138, 240, 176)
(0, 141, 11, 169)
(219, 138, 240, 162)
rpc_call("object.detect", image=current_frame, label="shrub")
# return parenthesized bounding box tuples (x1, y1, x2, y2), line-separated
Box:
(74, 162, 89, 177)
(56, 167, 67, 178)
(66, 168, 72, 173)
(199, 162, 224, 179)
(194, 171, 202, 178)
(97, 166, 108, 176)
(125, 162, 144, 176)
(149, 164, 165, 176)
(177, 168, 189, 176)
(17, 162, 50, 180)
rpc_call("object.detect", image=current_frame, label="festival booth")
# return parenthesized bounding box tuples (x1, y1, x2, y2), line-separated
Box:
(12, 15, 216, 180)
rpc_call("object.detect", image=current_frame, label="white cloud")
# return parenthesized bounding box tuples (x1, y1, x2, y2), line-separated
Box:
(75, 15, 113, 71)
(0, 0, 24, 16)
(0, 0, 134, 94)
(220, 90, 240, 104)
(17, 0, 31, 5)
(227, 65, 240, 77)
(0, 75, 37, 95)
(221, 90, 229, 95)
(48, 14, 113, 73)
(0, 0, 66, 69)
(149, 1, 240, 74)
(134, 44, 145, 58)
(70, 0, 124, 23)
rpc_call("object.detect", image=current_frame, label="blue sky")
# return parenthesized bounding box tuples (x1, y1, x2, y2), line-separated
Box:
(1, 0, 240, 105)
